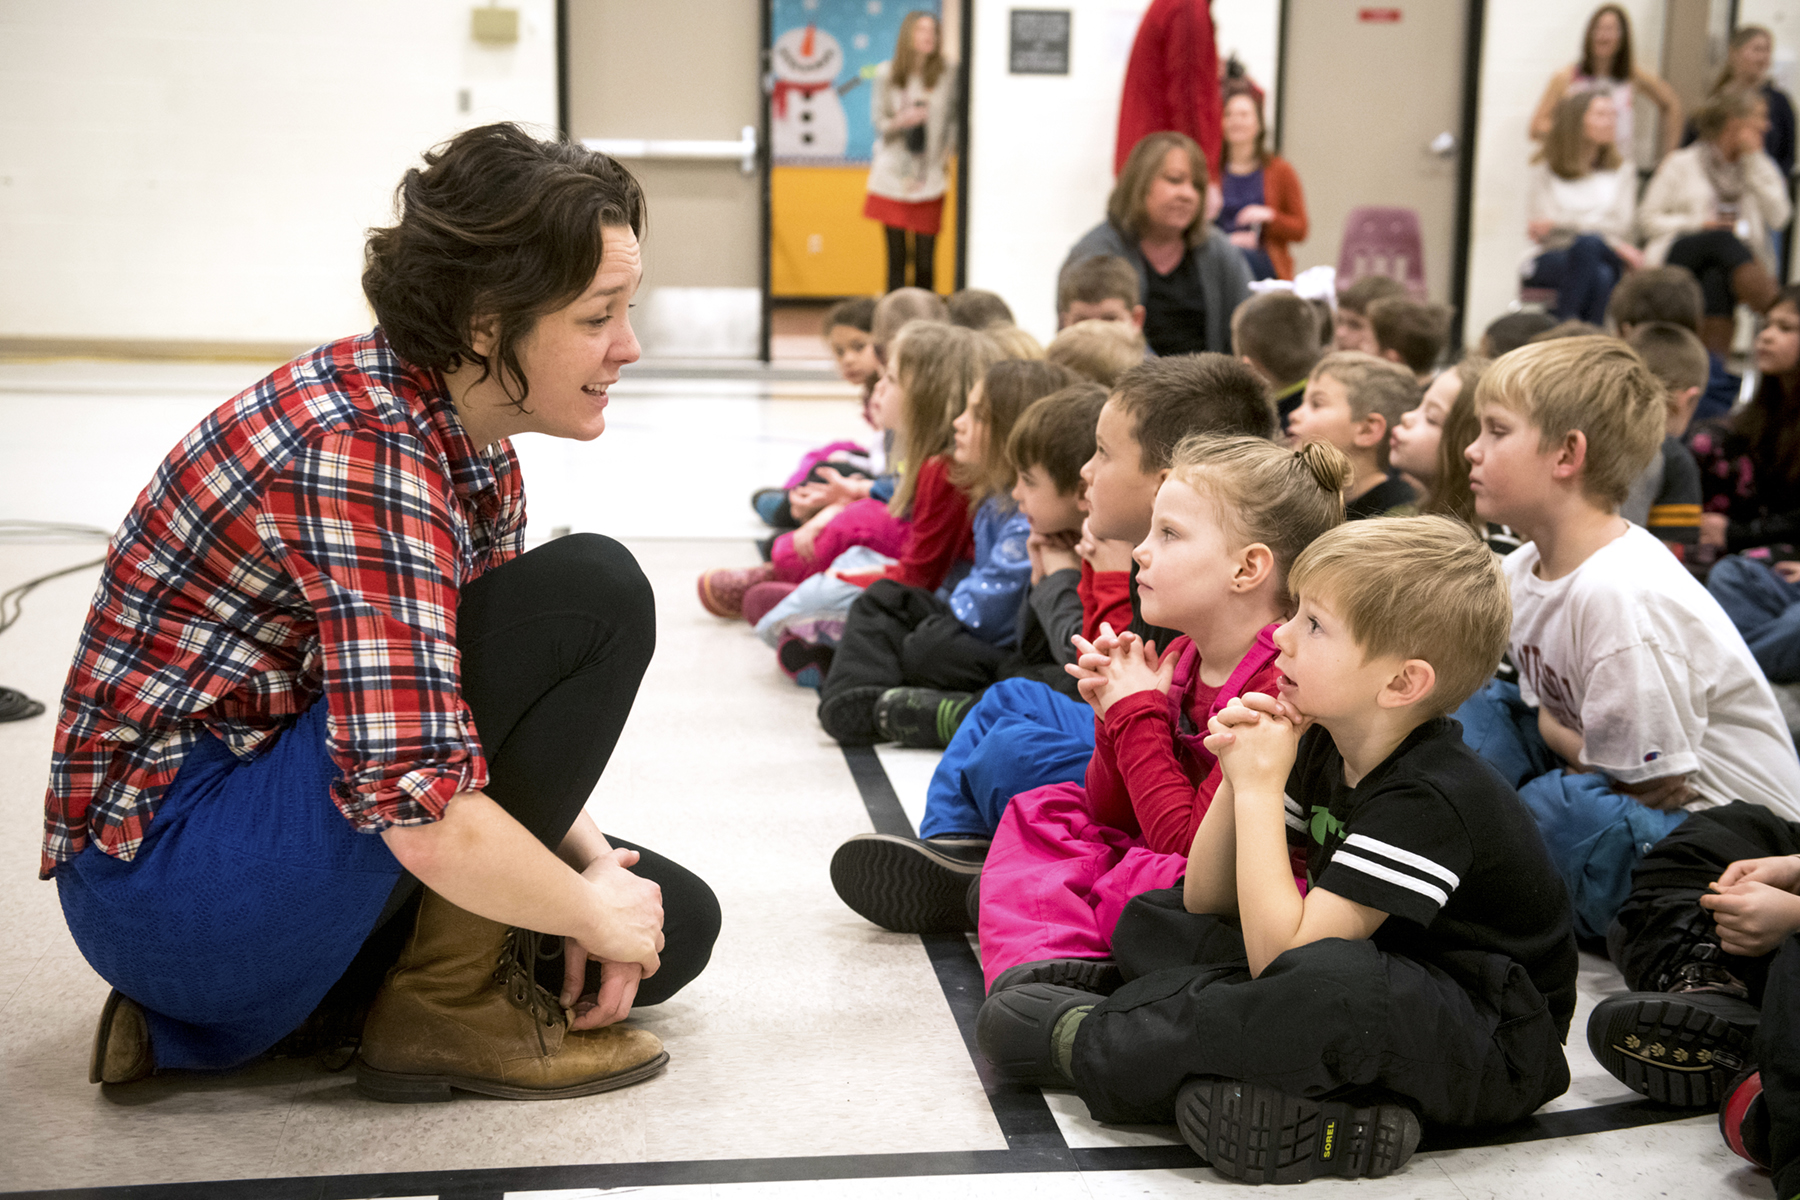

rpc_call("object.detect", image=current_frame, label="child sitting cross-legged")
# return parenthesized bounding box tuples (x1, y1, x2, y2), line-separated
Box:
(870, 379, 1109, 747)
(1457, 336, 1800, 944)
(828, 355, 1278, 933)
(1286, 351, 1420, 518)
(970, 435, 1349, 994)
(1619, 321, 1705, 559)
(814, 359, 1080, 744)
(977, 517, 1580, 1185)
(696, 321, 998, 620)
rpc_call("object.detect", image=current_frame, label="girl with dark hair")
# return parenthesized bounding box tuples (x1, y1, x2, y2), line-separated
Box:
(864, 10, 957, 293)
(56, 123, 719, 1101)
(1060, 131, 1251, 357)
(1530, 4, 1682, 161)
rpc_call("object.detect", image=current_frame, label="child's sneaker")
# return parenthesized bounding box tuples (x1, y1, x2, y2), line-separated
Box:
(697, 564, 777, 618)
(874, 687, 977, 749)
(1586, 990, 1759, 1107)
(1176, 1077, 1421, 1184)
(776, 632, 834, 688)
(989, 958, 1123, 997)
(829, 833, 987, 932)
(818, 685, 887, 745)
(742, 581, 796, 627)
(1720, 1066, 1772, 1168)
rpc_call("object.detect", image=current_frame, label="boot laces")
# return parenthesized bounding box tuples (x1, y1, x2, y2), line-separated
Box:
(495, 927, 565, 1056)
(1666, 940, 1752, 1000)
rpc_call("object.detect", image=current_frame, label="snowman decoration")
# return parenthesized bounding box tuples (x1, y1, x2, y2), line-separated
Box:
(771, 24, 850, 160)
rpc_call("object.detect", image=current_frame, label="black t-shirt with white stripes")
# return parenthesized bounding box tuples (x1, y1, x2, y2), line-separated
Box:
(1284, 716, 1579, 1036)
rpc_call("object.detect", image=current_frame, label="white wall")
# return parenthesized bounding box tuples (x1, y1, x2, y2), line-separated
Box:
(1462, 1, 1665, 344)
(0, 0, 558, 347)
(965, 0, 1280, 344)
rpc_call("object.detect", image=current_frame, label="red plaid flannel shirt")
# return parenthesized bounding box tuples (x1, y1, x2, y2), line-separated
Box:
(41, 330, 526, 878)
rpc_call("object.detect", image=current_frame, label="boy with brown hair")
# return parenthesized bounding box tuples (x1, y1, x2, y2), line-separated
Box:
(1333, 274, 1407, 352)
(1621, 321, 1707, 557)
(1286, 351, 1420, 517)
(1230, 289, 1324, 426)
(1056, 255, 1146, 330)
(1368, 295, 1453, 382)
(978, 517, 1579, 1184)
(1046, 319, 1147, 386)
(1607, 265, 1739, 426)
(1460, 336, 1800, 940)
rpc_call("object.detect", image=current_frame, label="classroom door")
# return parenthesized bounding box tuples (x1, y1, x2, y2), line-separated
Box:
(565, 0, 764, 357)
(766, 0, 964, 298)
(1278, 0, 1471, 304)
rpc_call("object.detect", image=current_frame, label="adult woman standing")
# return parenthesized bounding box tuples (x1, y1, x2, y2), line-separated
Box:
(1640, 89, 1790, 354)
(1060, 131, 1251, 357)
(1530, 5, 1682, 162)
(1215, 86, 1307, 281)
(865, 11, 956, 294)
(55, 124, 720, 1100)
(1522, 90, 1643, 324)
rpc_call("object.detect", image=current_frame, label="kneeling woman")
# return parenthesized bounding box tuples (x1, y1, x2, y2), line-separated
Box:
(45, 124, 720, 1101)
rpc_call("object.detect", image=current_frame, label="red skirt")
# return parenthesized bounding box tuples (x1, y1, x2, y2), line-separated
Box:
(863, 192, 944, 235)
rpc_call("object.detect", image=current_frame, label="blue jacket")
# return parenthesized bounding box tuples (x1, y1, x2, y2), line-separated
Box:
(948, 497, 1032, 646)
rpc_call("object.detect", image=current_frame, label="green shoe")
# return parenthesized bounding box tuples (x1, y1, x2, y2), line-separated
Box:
(874, 687, 977, 749)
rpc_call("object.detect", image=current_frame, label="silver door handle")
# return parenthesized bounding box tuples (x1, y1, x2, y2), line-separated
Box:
(1429, 131, 1457, 158)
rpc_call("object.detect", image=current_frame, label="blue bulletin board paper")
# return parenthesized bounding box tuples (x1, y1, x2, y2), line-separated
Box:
(770, 0, 942, 165)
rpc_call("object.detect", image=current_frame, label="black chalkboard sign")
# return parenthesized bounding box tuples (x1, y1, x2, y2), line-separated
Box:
(1009, 9, 1071, 75)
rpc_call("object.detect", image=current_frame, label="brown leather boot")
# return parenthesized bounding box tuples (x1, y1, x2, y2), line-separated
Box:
(356, 890, 668, 1102)
(89, 989, 154, 1084)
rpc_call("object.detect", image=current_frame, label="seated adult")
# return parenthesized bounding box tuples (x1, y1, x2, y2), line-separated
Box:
(1530, 4, 1681, 161)
(1522, 89, 1643, 325)
(1215, 85, 1307, 281)
(1640, 88, 1791, 354)
(53, 123, 720, 1100)
(1061, 131, 1251, 358)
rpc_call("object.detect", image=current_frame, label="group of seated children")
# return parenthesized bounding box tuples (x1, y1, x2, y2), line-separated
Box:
(707, 264, 1800, 1188)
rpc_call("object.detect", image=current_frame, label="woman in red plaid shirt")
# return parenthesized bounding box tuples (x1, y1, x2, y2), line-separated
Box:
(49, 124, 719, 1101)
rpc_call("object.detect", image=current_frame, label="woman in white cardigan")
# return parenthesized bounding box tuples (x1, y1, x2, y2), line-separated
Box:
(1522, 90, 1644, 324)
(863, 11, 957, 293)
(1640, 87, 1791, 353)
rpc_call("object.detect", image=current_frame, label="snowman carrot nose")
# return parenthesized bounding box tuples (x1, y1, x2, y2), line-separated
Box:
(802, 24, 816, 57)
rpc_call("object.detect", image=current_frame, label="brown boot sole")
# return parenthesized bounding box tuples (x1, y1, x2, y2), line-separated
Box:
(90, 989, 153, 1085)
(355, 1049, 669, 1103)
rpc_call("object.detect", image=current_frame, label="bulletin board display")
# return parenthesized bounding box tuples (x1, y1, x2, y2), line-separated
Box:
(768, 0, 956, 297)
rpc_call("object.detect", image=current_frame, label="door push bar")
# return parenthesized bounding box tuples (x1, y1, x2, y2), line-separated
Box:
(581, 126, 759, 175)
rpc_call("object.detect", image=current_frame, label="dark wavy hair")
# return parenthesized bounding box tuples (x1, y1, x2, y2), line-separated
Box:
(362, 123, 646, 410)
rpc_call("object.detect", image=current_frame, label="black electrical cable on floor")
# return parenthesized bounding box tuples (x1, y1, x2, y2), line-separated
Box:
(0, 521, 111, 723)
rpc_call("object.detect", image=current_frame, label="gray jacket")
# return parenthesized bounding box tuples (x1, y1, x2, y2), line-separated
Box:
(1060, 221, 1251, 355)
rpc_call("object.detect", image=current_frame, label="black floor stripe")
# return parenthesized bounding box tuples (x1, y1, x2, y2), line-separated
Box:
(839, 743, 915, 837)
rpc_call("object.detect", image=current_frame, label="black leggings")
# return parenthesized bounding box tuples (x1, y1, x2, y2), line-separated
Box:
(1666, 229, 1757, 316)
(884, 225, 936, 293)
(356, 534, 719, 1007)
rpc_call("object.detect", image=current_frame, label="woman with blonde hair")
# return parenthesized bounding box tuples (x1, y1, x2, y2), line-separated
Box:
(1059, 131, 1250, 357)
(1640, 88, 1790, 354)
(864, 10, 957, 294)
(1521, 89, 1643, 324)
(1530, 4, 1681, 161)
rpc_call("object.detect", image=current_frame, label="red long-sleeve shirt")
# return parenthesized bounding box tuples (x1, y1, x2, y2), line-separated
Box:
(1115, 0, 1223, 176)
(1079, 562, 1132, 642)
(838, 455, 974, 591)
(1083, 627, 1282, 855)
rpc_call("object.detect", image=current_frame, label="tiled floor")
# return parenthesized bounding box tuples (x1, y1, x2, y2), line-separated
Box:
(0, 358, 1767, 1198)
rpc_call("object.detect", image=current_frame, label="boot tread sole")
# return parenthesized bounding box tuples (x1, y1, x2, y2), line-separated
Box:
(1587, 992, 1758, 1108)
(356, 1049, 669, 1102)
(830, 835, 981, 933)
(1177, 1077, 1420, 1184)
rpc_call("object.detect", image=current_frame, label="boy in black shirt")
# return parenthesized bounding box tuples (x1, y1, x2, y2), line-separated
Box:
(977, 517, 1577, 1184)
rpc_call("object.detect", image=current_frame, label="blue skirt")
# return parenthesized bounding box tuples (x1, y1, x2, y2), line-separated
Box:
(57, 700, 403, 1070)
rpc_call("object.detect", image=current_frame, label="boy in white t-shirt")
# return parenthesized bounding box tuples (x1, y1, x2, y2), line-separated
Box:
(1461, 336, 1800, 940)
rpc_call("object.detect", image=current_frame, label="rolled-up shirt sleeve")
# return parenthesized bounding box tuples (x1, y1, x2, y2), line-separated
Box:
(258, 430, 486, 830)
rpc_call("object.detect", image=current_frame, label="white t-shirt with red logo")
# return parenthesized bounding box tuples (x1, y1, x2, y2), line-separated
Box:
(1507, 522, 1800, 820)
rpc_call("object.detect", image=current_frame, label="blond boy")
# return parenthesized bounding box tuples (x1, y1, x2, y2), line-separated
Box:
(1462, 336, 1800, 939)
(1286, 351, 1420, 518)
(977, 518, 1578, 1183)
